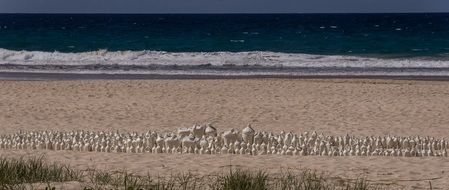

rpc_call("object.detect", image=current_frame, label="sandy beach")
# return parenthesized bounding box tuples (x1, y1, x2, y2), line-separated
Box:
(1, 78, 449, 189)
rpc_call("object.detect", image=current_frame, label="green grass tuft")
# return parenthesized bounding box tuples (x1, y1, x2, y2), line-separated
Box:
(212, 169, 268, 190)
(0, 156, 82, 189)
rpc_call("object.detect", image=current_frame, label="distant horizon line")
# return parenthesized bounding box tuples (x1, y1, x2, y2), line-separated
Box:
(0, 12, 449, 15)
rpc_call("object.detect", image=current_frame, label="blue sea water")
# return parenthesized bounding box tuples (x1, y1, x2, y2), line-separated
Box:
(0, 13, 449, 77)
(1, 13, 449, 56)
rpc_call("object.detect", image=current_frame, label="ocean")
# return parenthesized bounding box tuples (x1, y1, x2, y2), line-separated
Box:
(1, 13, 449, 77)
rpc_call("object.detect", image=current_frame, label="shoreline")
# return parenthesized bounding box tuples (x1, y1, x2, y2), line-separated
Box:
(2, 71, 449, 81)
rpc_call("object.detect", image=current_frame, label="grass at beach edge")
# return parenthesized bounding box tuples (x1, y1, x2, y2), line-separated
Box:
(0, 156, 396, 190)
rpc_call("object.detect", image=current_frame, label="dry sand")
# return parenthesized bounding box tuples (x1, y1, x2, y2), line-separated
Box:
(1, 78, 449, 189)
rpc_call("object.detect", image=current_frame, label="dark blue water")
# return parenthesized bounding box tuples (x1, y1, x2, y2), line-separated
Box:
(0, 13, 449, 57)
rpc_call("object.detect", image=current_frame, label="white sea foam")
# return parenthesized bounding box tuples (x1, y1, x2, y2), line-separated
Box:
(1, 48, 449, 76)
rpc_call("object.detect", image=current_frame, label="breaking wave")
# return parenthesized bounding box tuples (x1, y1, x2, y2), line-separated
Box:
(1, 48, 449, 76)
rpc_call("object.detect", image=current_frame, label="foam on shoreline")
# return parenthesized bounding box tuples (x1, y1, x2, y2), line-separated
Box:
(1, 48, 449, 77)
